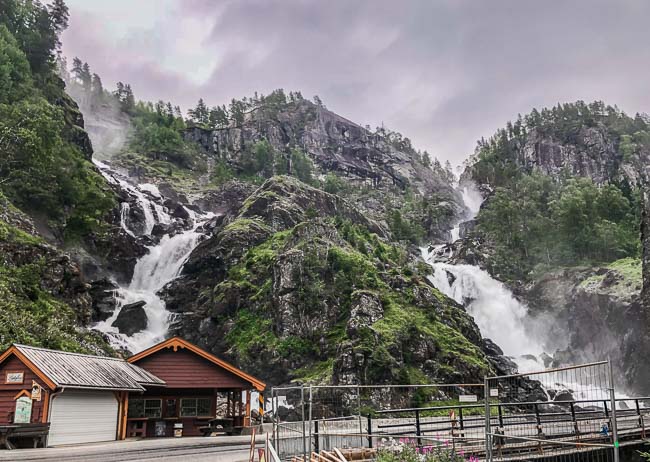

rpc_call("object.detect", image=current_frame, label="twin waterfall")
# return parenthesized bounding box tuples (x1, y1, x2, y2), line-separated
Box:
(421, 185, 549, 373)
(93, 160, 211, 352)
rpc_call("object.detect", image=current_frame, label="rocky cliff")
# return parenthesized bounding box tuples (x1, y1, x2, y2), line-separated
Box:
(456, 101, 650, 393)
(183, 98, 462, 243)
(0, 191, 112, 354)
(165, 176, 491, 385)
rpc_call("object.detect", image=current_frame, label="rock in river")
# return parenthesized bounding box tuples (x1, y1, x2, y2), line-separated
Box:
(112, 301, 148, 336)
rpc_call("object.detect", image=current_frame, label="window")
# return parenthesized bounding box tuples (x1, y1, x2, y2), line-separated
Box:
(128, 399, 162, 418)
(180, 398, 211, 417)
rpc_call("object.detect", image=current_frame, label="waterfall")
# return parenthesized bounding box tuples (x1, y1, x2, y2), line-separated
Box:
(422, 252, 547, 371)
(92, 159, 211, 352)
(423, 183, 549, 372)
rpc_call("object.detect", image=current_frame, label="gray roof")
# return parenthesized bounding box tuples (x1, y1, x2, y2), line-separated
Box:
(15, 344, 165, 391)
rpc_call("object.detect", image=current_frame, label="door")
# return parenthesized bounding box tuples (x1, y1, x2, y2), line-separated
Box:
(48, 391, 119, 446)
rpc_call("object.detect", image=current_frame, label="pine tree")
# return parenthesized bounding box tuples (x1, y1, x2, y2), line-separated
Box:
(208, 106, 229, 128)
(91, 73, 103, 98)
(229, 99, 245, 126)
(71, 57, 84, 82)
(48, 0, 69, 50)
(81, 62, 91, 91)
(123, 84, 135, 113)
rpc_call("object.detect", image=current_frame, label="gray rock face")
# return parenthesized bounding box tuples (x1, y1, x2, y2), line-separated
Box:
(519, 127, 621, 185)
(112, 301, 148, 335)
(346, 291, 384, 336)
(89, 278, 119, 322)
(183, 100, 464, 241)
(525, 266, 649, 393)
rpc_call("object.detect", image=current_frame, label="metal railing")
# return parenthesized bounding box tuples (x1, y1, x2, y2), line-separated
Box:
(269, 361, 646, 461)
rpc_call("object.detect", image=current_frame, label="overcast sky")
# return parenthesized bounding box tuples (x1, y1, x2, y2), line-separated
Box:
(61, 0, 650, 166)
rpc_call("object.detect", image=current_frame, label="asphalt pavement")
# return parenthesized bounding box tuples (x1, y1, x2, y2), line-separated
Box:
(0, 434, 265, 462)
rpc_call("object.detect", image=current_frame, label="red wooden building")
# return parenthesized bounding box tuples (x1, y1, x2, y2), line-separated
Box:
(125, 337, 266, 438)
(0, 343, 164, 446)
(0, 338, 265, 446)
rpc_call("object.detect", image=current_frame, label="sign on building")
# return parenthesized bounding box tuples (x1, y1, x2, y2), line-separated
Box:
(31, 381, 42, 401)
(6, 372, 24, 384)
(14, 396, 32, 423)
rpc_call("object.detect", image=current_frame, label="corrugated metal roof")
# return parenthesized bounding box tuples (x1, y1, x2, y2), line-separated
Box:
(15, 344, 165, 391)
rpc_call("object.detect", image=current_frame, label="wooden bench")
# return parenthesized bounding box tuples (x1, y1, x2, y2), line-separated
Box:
(0, 423, 50, 449)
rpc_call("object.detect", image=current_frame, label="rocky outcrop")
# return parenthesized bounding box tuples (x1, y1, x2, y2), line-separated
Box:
(0, 193, 112, 354)
(518, 126, 622, 185)
(524, 262, 649, 393)
(183, 99, 464, 242)
(89, 278, 119, 322)
(111, 301, 148, 336)
(165, 176, 491, 386)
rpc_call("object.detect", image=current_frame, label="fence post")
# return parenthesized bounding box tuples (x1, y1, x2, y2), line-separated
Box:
(308, 385, 313, 455)
(415, 409, 422, 447)
(367, 414, 373, 448)
(272, 387, 278, 456)
(484, 376, 492, 462)
(357, 385, 363, 449)
(608, 360, 620, 462)
(314, 420, 319, 453)
(301, 385, 307, 462)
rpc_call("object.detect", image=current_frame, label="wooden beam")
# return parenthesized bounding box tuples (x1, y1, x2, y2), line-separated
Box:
(120, 393, 130, 440)
(244, 389, 251, 427)
(41, 390, 49, 424)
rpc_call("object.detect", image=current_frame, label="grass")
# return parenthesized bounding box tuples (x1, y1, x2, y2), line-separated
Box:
(579, 257, 642, 294)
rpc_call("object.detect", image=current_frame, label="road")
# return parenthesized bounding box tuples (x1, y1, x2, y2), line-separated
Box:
(0, 435, 265, 462)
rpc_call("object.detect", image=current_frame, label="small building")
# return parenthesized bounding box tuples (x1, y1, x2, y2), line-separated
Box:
(125, 337, 266, 438)
(0, 338, 266, 446)
(0, 344, 164, 446)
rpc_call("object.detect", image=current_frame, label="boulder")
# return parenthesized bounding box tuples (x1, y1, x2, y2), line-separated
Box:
(89, 278, 119, 322)
(171, 204, 190, 220)
(112, 301, 148, 335)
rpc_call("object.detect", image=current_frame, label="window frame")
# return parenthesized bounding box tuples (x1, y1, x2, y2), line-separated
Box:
(180, 397, 212, 417)
(128, 398, 162, 418)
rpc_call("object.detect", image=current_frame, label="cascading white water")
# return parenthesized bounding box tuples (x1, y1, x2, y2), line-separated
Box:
(422, 252, 547, 370)
(92, 159, 211, 352)
(424, 182, 635, 407)
(423, 182, 549, 372)
(94, 221, 207, 351)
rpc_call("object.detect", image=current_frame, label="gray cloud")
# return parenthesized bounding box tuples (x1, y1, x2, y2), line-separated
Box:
(62, 0, 650, 164)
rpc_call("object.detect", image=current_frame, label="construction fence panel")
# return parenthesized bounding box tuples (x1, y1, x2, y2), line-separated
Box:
(485, 361, 619, 462)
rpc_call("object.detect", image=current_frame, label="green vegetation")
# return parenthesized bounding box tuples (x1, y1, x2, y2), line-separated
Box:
(0, 1, 114, 240)
(579, 257, 642, 295)
(0, 217, 110, 352)
(478, 173, 639, 280)
(467, 101, 645, 281)
(214, 209, 488, 384)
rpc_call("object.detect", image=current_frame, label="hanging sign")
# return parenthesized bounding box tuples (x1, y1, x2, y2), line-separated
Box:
(14, 396, 32, 423)
(490, 388, 500, 398)
(459, 394, 478, 403)
(6, 372, 24, 384)
(31, 381, 42, 401)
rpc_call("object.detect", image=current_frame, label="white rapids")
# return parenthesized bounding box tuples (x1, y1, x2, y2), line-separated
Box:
(421, 182, 636, 407)
(93, 159, 212, 352)
(422, 182, 549, 372)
